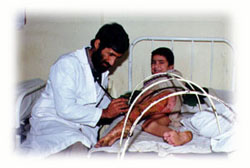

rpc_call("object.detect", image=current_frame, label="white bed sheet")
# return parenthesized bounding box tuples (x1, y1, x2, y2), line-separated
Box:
(88, 89, 236, 158)
(88, 115, 212, 158)
(16, 78, 46, 145)
(16, 78, 46, 121)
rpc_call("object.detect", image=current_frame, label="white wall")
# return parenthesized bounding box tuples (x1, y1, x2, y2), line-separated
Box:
(16, 11, 233, 97)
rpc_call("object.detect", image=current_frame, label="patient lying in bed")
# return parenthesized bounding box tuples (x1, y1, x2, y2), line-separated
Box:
(95, 47, 193, 148)
(95, 88, 193, 148)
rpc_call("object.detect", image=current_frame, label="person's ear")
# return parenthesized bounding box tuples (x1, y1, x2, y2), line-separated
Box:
(168, 65, 174, 70)
(94, 39, 100, 50)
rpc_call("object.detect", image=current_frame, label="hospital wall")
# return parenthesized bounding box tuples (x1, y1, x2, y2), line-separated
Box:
(16, 12, 233, 97)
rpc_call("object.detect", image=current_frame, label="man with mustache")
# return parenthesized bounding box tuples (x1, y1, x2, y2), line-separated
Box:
(21, 23, 130, 157)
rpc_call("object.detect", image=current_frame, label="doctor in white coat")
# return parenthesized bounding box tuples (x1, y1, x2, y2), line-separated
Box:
(21, 23, 130, 157)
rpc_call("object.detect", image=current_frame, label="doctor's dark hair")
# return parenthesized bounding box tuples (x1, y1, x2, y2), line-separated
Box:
(91, 23, 129, 54)
(151, 47, 174, 66)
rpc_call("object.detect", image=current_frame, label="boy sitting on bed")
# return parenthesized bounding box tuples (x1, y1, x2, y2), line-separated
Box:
(95, 47, 193, 148)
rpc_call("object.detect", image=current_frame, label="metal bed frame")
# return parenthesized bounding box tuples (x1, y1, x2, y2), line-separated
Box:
(128, 36, 234, 92)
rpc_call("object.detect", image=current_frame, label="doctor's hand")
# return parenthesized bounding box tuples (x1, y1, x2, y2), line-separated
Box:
(101, 98, 129, 119)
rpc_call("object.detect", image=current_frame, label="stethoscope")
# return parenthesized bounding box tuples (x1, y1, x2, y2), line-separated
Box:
(96, 80, 114, 101)
(85, 47, 114, 105)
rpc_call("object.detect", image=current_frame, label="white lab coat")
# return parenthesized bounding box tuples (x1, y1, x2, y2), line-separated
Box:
(21, 46, 111, 157)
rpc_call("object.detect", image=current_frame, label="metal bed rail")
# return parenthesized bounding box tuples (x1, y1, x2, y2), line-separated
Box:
(128, 36, 234, 91)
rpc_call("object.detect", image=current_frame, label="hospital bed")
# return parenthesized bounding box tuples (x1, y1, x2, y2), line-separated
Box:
(15, 36, 236, 158)
(89, 36, 236, 158)
(15, 78, 46, 148)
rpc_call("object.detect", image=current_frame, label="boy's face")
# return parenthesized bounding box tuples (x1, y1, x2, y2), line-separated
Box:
(151, 55, 173, 74)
